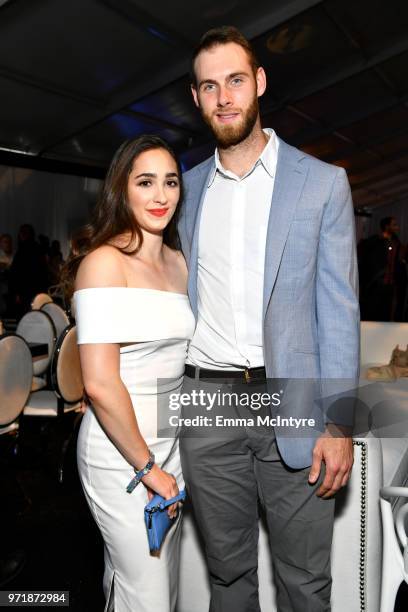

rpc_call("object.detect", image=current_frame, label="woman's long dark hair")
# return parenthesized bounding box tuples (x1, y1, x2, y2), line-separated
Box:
(61, 135, 183, 299)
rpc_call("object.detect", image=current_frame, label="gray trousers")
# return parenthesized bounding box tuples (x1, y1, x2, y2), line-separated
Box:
(179, 381, 335, 612)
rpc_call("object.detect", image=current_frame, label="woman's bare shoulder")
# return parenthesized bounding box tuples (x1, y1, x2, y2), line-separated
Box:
(75, 245, 126, 290)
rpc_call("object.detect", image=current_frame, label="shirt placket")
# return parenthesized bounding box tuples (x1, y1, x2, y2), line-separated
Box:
(229, 179, 248, 364)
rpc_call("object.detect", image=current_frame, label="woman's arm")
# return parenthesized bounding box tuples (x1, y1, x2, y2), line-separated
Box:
(79, 342, 151, 470)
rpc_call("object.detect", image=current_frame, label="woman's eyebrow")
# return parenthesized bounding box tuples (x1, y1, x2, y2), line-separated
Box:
(134, 172, 179, 178)
(135, 172, 156, 179)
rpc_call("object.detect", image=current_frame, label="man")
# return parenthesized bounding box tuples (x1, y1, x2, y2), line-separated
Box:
(358, 216, 407, 321)
(8, 224, 48, 317)
(0, 233, 13, 269)
(177, 26, 359, 612)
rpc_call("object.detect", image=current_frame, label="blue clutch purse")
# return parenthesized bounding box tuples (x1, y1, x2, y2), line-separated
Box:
(144, 489, 186, 552)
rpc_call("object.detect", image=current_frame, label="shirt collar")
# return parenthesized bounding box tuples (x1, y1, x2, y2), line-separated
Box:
(208, 128, 278, 187)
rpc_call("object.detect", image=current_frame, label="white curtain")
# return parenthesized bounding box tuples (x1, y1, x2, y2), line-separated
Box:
(0, 165, 103, 258)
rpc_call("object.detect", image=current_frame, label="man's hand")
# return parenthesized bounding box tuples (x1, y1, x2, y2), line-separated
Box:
(308, 424, 354, 498)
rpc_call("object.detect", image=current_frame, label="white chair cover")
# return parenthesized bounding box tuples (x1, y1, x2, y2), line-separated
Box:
(23, 391, 80, 417)
(16, 310, 56, 376)
(24, 325, 82, 417)
(41, 302, 70, 339)
(0, 334, 33, 427)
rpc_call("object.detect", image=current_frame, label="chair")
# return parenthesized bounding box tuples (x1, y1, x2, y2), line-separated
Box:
(0, 333, 34, 512)
(24, 325, 83, 418)
(380, 487, 408, 611)
(0, 333, 33, 434)
(16, 310, 56, 391)
(31, 293, 53, 310)
(41, 302, 70, 339)
(23, 324, 84, 481)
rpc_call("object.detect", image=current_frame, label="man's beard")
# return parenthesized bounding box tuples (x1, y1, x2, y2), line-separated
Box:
(201, 94, 259, 148)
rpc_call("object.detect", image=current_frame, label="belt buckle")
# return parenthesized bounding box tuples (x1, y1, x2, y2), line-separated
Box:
(244, 367, 251, 383)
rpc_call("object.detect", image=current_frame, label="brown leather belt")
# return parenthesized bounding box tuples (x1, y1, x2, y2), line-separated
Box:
(184, 364, 266, 383)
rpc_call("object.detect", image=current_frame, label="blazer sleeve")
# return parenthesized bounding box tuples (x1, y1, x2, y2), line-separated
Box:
(316, 167, 360, 425)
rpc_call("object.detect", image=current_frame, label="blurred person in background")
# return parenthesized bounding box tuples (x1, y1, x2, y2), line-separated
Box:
(8, 224, 48, 318)
(48, 239, 64, 287)
(38, 234, 51, 263)
(0, 233, 13, 268)
(0, 233, 14, 317)
(358, 216, 407, 321)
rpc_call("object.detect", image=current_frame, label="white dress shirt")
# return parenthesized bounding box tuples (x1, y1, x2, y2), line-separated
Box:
(187, 128, 279, 370)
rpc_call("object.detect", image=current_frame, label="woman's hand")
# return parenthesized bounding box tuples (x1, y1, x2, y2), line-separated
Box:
(142, 465, 179, 518)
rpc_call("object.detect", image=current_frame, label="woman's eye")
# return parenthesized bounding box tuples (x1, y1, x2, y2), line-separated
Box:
(138, 180, 151, 187)
(167, 180, 179, 187)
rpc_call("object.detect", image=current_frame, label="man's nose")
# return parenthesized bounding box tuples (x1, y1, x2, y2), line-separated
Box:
(217, 85, 233, 107)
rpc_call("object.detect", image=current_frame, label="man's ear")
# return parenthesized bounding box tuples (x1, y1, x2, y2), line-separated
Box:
(256, 67, 267, 98)
(191, 84, 199, 108)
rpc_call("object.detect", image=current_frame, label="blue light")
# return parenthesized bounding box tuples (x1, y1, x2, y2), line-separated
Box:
(147, 26, 173, 45)
(110, 114, 146, 138)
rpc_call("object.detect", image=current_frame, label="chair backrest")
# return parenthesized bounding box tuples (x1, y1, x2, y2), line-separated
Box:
(41, 302, 70, 339)
(51, 325, 83, 403)
(16, 310, 56, 376)
(0, 333, 33, 426)
(31, 293, 53, 310)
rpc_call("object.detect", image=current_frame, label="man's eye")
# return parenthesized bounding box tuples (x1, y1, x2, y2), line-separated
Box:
(203, 84, 215, 92)
(231, 78, 243, 85)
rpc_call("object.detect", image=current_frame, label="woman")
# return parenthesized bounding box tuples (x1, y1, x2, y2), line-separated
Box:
(65, 135, 195, 611)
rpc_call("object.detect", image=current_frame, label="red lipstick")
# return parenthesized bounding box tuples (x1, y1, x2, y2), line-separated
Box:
(148, 208, 168, 217)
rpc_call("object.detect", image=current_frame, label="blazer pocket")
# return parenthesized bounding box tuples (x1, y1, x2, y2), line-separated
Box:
(292, 208, 321, 222)
(283, 218, 320, 270)
(290, 348, 319, 355)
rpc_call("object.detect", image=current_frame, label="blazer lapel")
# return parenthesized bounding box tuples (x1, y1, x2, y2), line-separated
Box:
(187, 160, 215, 317)
(263, 139, 308, 318)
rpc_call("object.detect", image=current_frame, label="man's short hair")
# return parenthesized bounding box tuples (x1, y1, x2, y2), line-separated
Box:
(191, 26, 260, 87)
(380, 216, 394, 232)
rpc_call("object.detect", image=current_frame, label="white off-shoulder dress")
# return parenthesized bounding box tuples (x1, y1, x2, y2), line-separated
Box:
(74, 287, 195, 612)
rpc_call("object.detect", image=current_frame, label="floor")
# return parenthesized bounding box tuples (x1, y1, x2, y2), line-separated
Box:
(0, 415, 104, 612)
(1, 414, 407, 611)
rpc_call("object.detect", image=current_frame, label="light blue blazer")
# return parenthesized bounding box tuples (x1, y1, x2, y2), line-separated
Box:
(178, 136, 360, 468)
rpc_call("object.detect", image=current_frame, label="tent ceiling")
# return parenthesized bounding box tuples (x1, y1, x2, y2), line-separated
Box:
(0, 0, 407, 210)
